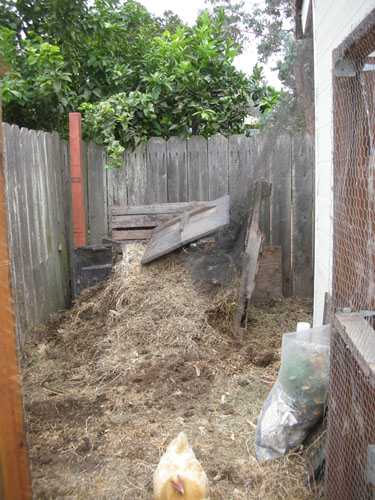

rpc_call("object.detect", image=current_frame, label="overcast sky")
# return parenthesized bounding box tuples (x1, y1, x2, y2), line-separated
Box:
(139, 0, 282, 88)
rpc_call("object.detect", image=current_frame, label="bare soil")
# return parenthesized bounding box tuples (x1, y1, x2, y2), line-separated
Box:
(22, 244, 317, 499)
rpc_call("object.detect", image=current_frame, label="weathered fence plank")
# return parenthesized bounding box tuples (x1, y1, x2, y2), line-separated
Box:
(229, 134, 251, 211)
(208, 135, 228, 199)
(3, 124, 27, 339)
(167, 137, 188, 202)
(270, 135, 292, 296)
(147, 137, 167, 203)
(45, 131, 64, 310)
(126, 144, 147, 205)
(19, 128, 38, 328)
(252, 133, 271, 244)
(59, 139, 73, 284)
(292, 133, 314, 297)
(87, 142, 108, 244)
(52, 132, 71, 308)
(38, 131, 61, 316)
(187, 135, 208, 201)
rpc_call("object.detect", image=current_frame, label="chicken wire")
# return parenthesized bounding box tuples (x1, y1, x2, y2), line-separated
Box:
(326, 12, 375, 500)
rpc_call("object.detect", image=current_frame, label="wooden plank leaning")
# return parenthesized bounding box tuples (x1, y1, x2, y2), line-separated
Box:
(233, 179, 272, 342)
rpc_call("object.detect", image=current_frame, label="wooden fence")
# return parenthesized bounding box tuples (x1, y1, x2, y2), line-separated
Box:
(84, 133, 314, 298)
(2, 124, 72, 346)
(2, 126, 314, 344)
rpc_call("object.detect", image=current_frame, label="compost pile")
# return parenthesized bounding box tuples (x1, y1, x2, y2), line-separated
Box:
(22, 244, 317, 499)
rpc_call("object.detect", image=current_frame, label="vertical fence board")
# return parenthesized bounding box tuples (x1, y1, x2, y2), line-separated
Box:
(270, 135, 292, 296)
(52, 132, 71, 308)
(252, 134, 271, 243)
(167, 137, 188, 202)
(20, 129, 38, 328)
(3, 124, 28, 340)
(87, 142, 108, 244)
(38, 131, 60, 316)
(59, 139, 73, 296)
(146, 137, 167, 203)
(229, 135, 251, 213)
(107, 153, 127, 212)
(45, 132, 63, 310)
(292, 133, 314, 297)
(81, 140, 89, 243)
(208, 135, 228, 200)
(187, 136, 208, 201)
(126, 144, 147, 205)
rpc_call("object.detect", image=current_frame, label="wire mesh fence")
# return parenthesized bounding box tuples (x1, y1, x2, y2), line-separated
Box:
(326, 11, 375, 500)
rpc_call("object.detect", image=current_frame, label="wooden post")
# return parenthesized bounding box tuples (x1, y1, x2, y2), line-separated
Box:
(0, 91, 32, 498)
(69, 113, 87, 247)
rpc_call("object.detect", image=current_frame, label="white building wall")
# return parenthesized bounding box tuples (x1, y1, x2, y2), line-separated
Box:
(312, 0, 375, 325)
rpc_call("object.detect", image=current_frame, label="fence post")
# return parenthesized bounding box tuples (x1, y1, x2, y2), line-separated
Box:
(69, 113, 87, 247)
(0, 90, 32, 498)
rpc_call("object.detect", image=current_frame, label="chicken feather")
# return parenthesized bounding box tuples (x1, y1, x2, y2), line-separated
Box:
(153, 432, 210, 500)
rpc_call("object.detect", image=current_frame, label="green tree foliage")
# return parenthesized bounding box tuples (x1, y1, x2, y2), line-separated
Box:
(205, 0, 315, 134)
(0, 0, 280, 166)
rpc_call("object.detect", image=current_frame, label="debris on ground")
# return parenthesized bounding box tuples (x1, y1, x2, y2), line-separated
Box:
(22, 244, 316, 499)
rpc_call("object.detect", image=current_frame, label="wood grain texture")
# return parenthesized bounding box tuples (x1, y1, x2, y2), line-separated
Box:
(270, 135, 292, 296)
(126, 144, 147, 205)
(251, 246, 283, 303)
(292, 133, 314, 297)
(69, 113, 87, 247)
(147, 137, 167, 203)
(208, 135, 228, 200)
(87, 142, 108, 244)
(187, 135, 208, 201)
(167, 137, 188, 202)
(229, 134, 251, 210)
(111, 201, 201, 215)
(0, 100, 32, 499)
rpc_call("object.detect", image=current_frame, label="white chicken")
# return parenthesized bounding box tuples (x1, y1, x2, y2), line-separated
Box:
(153, 432, 210, 500)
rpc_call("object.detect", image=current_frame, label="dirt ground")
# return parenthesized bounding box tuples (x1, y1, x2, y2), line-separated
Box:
(21, 244, 318, 499)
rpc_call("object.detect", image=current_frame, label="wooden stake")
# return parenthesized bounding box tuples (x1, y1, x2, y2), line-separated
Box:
(0, 91, 32, 498)
(69, 112, 87, 247)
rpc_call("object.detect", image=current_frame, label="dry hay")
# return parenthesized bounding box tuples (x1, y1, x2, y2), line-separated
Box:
(22, 244, 317, 499)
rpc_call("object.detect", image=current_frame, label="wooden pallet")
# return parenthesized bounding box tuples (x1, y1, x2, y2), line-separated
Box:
(110, 202, 205, 244)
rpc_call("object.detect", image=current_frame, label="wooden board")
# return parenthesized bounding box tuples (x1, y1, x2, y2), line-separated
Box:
(141, 195, 230, 264)
(112, 229, 153, 241)
(270, 135, 292, 296)
(208, 135, 228, 199)
(233, 180, 271, 338)
(126, 144, 147, 205)
(147, 137, 167, 203)
(187, 135, 208, 201)
(251, 246, 283, 303)
(167, 137, 188, 202)
(111, 201, 205, 242)
(292, 133, 314, 297)
(229, 134, 251, 209)
(111, 202, 202, 215)
(88, 142, 108, 244)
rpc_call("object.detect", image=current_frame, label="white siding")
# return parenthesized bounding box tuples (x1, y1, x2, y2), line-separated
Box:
(313, 0, 375, 325)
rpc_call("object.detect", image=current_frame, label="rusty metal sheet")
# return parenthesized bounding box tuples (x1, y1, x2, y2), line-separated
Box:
(141, 195, 229, 264)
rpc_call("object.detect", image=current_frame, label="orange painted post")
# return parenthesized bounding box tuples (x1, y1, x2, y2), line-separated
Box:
(69, 112, 87, 247)
(0, 91, 32, 498)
